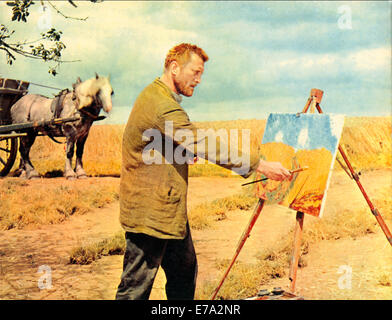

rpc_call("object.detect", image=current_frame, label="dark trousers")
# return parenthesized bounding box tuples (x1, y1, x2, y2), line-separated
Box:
(115, 224, 197, 300)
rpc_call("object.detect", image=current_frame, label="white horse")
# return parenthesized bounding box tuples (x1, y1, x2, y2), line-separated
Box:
(10, 73, 113, 179)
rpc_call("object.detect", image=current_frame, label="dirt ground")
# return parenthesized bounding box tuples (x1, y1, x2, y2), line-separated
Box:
(0, 171, 391, 300)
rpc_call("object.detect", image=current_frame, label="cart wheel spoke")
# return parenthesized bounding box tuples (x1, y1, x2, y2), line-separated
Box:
(0, 147, 11, 153)
(0, 155, 6, 166)
(0, 137, 18, 176)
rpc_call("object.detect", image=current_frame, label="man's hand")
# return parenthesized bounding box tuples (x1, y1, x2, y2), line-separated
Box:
(256, 159, 291, 181)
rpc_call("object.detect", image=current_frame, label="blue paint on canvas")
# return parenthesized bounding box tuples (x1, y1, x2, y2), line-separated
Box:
(262, 113, 345, 153)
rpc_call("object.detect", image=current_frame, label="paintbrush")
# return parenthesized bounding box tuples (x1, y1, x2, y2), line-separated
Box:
(241, 166, 309, 186)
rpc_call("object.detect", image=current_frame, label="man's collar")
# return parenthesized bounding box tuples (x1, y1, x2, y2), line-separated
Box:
(171, 90, 183, 104)
(155, 77, 183, 104)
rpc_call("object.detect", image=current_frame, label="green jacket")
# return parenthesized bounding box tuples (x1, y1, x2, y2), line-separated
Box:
(119, 78, 259, 239)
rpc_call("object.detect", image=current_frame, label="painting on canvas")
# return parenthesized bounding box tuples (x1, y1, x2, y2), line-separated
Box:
(255, 113, 345, 218)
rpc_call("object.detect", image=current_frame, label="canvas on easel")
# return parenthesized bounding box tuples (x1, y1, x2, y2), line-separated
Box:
(255, 113, 345, 218)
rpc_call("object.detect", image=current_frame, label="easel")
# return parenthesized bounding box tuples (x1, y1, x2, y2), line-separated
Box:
(210, 88, 392, 300)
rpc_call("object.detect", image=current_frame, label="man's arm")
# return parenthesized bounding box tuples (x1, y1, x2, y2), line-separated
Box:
(156, 102, 290, 180)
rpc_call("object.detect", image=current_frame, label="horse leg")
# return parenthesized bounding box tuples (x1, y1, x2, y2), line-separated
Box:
(75, 135, 88, 179)
(15, 155, 26, 178)
(62, 123, 78, 180)
(65, 137, 77, 180)
(19, 131, 39, 179)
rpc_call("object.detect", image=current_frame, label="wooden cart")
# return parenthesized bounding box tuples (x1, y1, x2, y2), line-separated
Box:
(0, 78, 80, 176)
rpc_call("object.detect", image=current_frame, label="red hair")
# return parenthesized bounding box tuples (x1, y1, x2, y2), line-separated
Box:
(164, 43, 209, 70)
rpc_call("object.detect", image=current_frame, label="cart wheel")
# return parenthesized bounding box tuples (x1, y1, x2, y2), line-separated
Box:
(0, 137, 18, 177)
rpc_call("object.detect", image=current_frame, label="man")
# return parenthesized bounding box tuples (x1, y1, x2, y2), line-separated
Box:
(116, 43, 290, 300)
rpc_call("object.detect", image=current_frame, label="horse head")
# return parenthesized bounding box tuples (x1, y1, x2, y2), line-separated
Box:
(72, 73, 113, 113)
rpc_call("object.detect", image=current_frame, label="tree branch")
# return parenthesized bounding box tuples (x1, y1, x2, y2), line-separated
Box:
(1, 39, 80, 63)
(0, 46, 16, 61)
(47, 1, 88, 21)
(68, 1, 78, 8)
(2, 0, 103, 75)
(8, 38, 42, 46)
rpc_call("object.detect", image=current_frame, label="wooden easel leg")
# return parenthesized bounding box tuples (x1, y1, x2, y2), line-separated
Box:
(289, 211, 304, 293)
(210, 199, 265, 300)
(338, 146, 392, 246)
(315, 100, 391, 247)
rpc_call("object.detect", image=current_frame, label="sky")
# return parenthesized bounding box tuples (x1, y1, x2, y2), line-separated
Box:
(1, 1, 391, 124)
(262, 113, 345, 154)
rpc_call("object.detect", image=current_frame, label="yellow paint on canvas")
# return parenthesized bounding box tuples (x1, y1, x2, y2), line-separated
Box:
(255, 142, 333, 217)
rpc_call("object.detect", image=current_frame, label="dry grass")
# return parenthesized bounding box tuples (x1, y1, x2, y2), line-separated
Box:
(304, 185, 391, 243)
(69, 231, 125, 265)
(377, 273, 392, 287)
(188, 193, 256, 230)
(340, 117, 392, 170)
(67, 192, 256, 265)
(189, 162, 242, 178)
(8, 117, 390, 178)
(0, 178, 119, 230)
(196, 235, 294, 300)
(196, 185, 391, 300)
(15, 124, 124, 177)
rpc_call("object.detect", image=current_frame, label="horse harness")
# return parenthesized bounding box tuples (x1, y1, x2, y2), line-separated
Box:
(47, 88, 101, 144)
(51, 88, 103, 121)
(51, 89, 70, 119)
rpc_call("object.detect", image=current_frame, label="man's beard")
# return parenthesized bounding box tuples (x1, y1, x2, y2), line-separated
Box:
(173, 76, 194, 97)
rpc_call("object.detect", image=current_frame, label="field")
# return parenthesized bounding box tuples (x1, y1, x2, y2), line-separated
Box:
(0, 116, 391, 300)
(8, 116, 391, 178)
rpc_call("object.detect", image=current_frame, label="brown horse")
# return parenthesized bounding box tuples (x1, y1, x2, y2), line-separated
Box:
(10, 73, 114, 179)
